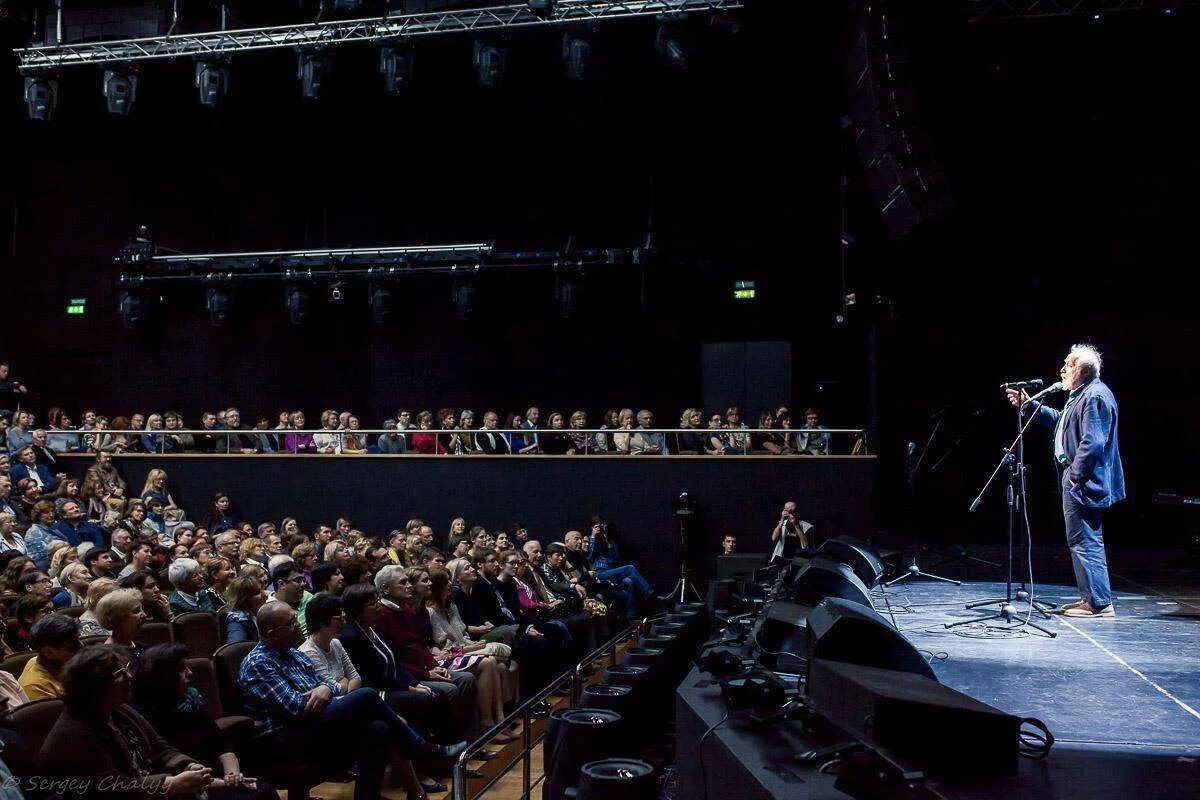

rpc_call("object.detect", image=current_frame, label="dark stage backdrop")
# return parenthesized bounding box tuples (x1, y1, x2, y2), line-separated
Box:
(59, 454, 876, 589)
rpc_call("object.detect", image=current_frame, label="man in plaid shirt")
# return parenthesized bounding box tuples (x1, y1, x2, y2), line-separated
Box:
(239, 600, 467, 800)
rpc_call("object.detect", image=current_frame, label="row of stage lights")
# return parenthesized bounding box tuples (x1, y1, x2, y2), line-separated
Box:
(22, 21, 693, 121)
(118, 274, 579, 329)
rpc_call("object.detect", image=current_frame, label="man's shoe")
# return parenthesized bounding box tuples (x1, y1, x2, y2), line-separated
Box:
(419, 779, 447, 793)
(1049, 599, 1087, 615)
(420, 740, 469, 760)
(1063, 604, 1116, 618)
(473, 748, 503, 760)
(463, 768, 484, 779)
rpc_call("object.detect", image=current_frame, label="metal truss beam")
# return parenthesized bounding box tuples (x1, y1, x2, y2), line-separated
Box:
(117, 239, 636, 286)
(968, 0, 1194, 21)
(16, 0, 743, 72)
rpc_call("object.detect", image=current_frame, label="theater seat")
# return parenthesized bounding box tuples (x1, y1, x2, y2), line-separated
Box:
(60, 606, 87, 619)
(212, 640, 255, 716)
(135, 621, 172, 647)
(4, 698, 63, 758)
(173, 611, 221, 658)
(0, 651, 36, 677)
(186, 657, 253, 749)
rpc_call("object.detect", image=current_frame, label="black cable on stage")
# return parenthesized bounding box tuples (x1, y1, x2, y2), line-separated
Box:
(1018, 717, 1054, 759)
(696, 710, 730, 800)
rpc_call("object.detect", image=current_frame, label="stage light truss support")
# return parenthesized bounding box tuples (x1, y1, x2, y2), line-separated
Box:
(15, 0, 743, 72)
(116, 240, 635, 286)
(967, 0, 1195, 21)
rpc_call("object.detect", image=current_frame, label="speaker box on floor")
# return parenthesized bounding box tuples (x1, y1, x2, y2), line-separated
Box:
(753, 599, 809, 671)
(806, 596, 935, 680)
(791, 557, 874, 608)
(807, 658, 1020, 777)
(815, 536, 885, 587)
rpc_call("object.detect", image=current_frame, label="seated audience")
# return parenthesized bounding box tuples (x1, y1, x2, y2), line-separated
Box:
(238, 600, 464, 800)
(6, 594, 55, 652)
(425, 568, 512, 739)
(22, 500, 61, 570)
(119, 570, 173, 623)
(52, 499, 106, 549)
(40, 644, 216, 800)
(474, 412, 510, 455)
(584, 520, 654, 614)
(797, 407, 832, 455)
(19, 612, 82, 701)
(119, 540, 155, 579)
(223, 576, 266, 645)
(167, 558, 223, 616)
(132, 643, 272, 800)
(79, 577, 120, 637)
(98, 587, 150, 662)
(53, 561, 92, 608)
(205, 556, 236, 598)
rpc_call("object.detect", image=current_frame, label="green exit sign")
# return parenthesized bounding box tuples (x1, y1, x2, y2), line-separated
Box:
(733, 280, 756, 301)
(67, 297, 87, 316)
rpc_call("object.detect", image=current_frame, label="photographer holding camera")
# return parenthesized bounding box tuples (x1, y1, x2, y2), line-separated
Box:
(770, 501, 812, 564)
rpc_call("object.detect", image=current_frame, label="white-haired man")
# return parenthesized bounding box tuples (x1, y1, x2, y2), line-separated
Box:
(1007, 344, 1125, 618)
(167, 557, 223, 616)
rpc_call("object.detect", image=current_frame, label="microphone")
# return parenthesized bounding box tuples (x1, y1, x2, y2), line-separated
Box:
(1000, 378, 1044, 390)
(1024, 381, 1065, 404)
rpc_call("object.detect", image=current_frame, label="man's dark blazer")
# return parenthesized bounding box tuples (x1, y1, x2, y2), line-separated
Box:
(1029, 377, 1125, 509)
(475, 430, 511, 455)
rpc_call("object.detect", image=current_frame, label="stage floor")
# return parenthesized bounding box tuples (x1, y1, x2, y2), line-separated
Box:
(866, 574, 1200, 797)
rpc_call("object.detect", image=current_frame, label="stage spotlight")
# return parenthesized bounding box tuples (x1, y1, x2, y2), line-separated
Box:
(24, 76, 57, 121)
(655, 22, 687, 71)
(452, 281, 475, 320)
(297, 47, 330, 99)
(102, 69, 137, 115)
(195, 59, 229, 107)
(206, 288, 229, 326)
(379, 45, 412, 95)
(327, 281, 345, 304)
(369, 284, 393, 324)
(473, 40, 506, 87)
(285, 286, 311, 325)
(563, 33, 591, 80)
(118, 291, 144, 330)
(528, 0, 554, 18)
(554, 275, 577, 319)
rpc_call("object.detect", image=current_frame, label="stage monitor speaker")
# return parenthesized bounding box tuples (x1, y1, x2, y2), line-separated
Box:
(753, 599, 809, 671)
(716, 553, 767, 582)
(815, 536, 884, 588)
(806, 597, 935, 680)
(791, 557, 873, 609)
(807, 658, 1020, 777)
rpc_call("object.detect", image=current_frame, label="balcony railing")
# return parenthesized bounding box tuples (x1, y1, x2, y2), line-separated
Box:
(52, 427, 868, 456)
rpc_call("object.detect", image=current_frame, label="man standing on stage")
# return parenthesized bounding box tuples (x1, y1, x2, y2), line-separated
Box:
(1006, 344, 1124, 618)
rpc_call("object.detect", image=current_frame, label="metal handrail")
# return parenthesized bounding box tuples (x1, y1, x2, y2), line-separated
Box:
(52, 426, 865, 456)
(450, 615, 661, 800)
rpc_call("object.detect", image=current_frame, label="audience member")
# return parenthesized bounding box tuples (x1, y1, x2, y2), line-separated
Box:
(797, 407, 831, 455)
(167, 558, 223, 616)
(224, 576, 266, 645)
(19, 613, 81, 701)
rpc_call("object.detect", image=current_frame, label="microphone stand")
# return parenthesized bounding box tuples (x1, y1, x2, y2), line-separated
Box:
(884, 412, 961, 588)
(945, 396, 1056, 637)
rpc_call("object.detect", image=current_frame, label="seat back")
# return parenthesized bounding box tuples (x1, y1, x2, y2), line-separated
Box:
(81, 634, 109, 647)
(213, 640, 254, 715)
(60, 606, 87, 619)
(0, 650, 37, 677)
(172, 612, 221, 658)
(135, 621, 173, 647)
(185, 657, 226, 719)
(5, 698, 64, 757)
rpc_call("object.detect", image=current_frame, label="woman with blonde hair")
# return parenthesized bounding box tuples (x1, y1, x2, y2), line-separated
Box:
(139, 468, 177, 508)
(78, 577, 120, 637)
(203, 557, 235, 598)
(239, 537, 266, 567)
(312, 410, 342, 454)
(49, 545, 78, 580)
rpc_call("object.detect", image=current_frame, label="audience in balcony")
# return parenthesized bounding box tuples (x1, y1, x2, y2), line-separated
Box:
(797, 407, 832, 455)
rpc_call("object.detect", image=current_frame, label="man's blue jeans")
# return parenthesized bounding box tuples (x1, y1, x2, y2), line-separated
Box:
(1062, 475, 1112, 609)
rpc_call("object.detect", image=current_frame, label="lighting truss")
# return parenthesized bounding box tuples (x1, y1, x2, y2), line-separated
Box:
(116, 240, 634, 286)
(967, 0, 1193, 20)
(16, 0, 743, 72)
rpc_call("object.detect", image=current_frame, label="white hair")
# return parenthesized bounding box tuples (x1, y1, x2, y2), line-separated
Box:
(1069, 343, 1102, 378)
(267, 554, 294, 574)
(168, 557, 201, 585)
(374, 564, 406, 593)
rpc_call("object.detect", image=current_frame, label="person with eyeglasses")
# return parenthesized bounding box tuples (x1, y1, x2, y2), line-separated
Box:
(239, 600, 465, 800)
(41, 644, 216, 800)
